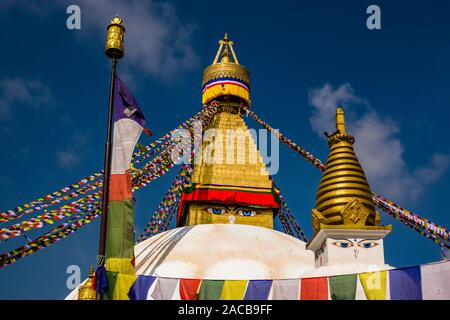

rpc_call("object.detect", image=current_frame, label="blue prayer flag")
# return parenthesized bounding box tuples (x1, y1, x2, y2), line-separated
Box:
(243, 280, 272, 300)
(389, 266, 422, 300)
(128, 275, 156, 300)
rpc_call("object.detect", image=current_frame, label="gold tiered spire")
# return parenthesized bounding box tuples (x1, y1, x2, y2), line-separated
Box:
(178, 35, 278, 229)
(312, 108, 389, 232)
(202, 33, 251, 106)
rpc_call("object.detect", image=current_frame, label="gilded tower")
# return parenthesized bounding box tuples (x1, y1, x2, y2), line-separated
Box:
(307, 108, 391, 268)
(312, 108, 382, 231)
(177, 34, 279, 229)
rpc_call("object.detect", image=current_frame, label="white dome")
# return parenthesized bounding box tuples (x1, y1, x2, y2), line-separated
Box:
(134, 224, 315, 279)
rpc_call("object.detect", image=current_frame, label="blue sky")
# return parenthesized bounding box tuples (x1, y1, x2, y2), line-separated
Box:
(0, 0, 449, 299)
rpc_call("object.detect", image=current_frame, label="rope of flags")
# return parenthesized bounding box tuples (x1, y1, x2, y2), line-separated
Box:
(137, 171, 186, 242)
(0, 141, 178, 242)
(373, 194, 450, 248)
(0, 172, 104, 224)
(0, 205, 101, 268)
(278, 211, 294, 236)
(277, 191, 308, 242)
(243, 107, 326, 171)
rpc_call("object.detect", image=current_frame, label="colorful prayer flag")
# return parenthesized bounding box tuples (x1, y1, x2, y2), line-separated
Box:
(180, 279, 202, 300)
(421, 261, 450, 300)
(243, 280, 272, 300)
(128, 275, 156, 300)
(151, 277, 179, 300)
(329, 274, 357, 300)
(100, 271, 118, 300)
(220, 280, 247, 300)
(389, 266, 422, 300)
(271, 279, 299, 300)
(358, 271, 387, 300)
(300, 277, 328, 300)
(103, 76, 147, 298)
(113, 273, 137, 300)
(198, 280, 225, 300)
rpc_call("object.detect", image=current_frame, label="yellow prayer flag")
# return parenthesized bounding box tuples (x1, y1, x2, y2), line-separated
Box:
(359, 271, 387, 300)
(113, 273, 138, 300)
(220, 280, 248, 300)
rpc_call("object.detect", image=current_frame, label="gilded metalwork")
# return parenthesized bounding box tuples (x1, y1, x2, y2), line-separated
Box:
(312, 108, 390, 232)
(105, 16, 125, 59)
(77, 265, 97, 300)
(202, 33, 250, 87)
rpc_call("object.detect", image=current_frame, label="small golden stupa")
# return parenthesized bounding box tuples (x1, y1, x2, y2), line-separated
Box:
(311, 107, 391, 232)
(77, 265, 97, 300)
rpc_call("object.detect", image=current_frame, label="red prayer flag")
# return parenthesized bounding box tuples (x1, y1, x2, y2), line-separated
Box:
(180, 279, 202, 300)
(300, 277, 328, 300)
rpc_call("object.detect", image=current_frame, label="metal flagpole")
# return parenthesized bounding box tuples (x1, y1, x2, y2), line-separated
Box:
(97, 16, 125, 267)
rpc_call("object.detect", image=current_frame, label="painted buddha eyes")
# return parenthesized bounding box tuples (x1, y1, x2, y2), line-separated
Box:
(238, 209, 257, 217)
(205, 207, 258, 217)
(333, 240, 353, 248)
(358, 241, 378, 249)
(207, 207, 226, 215)
(332, 240, 379, 249)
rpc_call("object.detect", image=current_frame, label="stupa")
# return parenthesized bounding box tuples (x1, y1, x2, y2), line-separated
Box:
(66, 34, 393, 300)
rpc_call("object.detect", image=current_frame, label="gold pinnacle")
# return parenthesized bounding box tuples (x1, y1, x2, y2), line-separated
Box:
(336, 107, 346, 133)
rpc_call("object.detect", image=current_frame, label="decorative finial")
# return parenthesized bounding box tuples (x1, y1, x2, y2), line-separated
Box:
(88, 265, 95, 277)
(212, 33, 239, 65)
(105, 15, 125, 59)
(78, 265, 97, 300)
(220, 45, 231, 62)
(336, 107, 346, 133)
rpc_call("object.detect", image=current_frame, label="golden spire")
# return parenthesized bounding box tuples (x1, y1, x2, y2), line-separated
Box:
(105, 16, 125, 59)
(78, 266, 97, 300)
(311, 108, 389, 232)
(202, 33, 250, 106)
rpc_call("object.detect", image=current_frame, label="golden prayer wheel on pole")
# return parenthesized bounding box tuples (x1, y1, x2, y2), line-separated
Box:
(105, 16, 125, 59)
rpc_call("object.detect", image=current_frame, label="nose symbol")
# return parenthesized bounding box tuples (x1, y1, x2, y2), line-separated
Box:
(353, 248, 359, 259)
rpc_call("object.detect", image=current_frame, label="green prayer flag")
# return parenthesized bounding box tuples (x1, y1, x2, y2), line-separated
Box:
(105, 199, 135, 259)
(199, 280, 225, 300)
(100, 271, 119, 300)
(329, 274, 357, 300)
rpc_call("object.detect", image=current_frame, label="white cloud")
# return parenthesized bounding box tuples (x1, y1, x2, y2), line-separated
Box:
(308, 83, 364, 135)
(1, 0, 198, 80)
(308, 83, 450, 202)
(0, 78, 54, 120)
(56, 132, 90, 170)
(78, 0, 198, 80)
